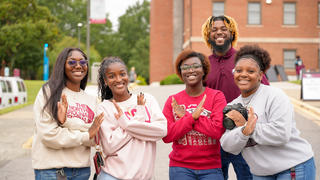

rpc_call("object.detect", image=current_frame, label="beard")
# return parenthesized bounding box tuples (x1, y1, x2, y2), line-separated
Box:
(208, 37, 232, 54)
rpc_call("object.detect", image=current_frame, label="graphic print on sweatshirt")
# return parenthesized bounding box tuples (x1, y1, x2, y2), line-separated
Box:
(67, 103, 95, 123)
(174, 103, 216, 146)
(124, 106, 151, 123)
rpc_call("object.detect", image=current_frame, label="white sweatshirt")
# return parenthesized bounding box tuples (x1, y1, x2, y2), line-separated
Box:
(32, 87, 97, 169)
(220, 84, 314, 176)
(98, 93, 167, 180)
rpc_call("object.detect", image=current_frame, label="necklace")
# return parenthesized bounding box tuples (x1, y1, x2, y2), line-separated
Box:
(241, 90, 258, 109)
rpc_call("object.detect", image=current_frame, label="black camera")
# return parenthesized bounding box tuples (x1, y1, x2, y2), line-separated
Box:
(223, 103, 248, 130)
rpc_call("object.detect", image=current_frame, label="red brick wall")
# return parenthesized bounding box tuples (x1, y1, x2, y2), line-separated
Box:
(149, 0, 174, 83)
(150, 0, 320, 83)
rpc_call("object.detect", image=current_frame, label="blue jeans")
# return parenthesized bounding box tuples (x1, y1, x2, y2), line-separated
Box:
(252, 157, 316, 180)
(169, 166, 224, 180)
(34, 167, 90, 180)
(97, 170, 118, 180)
(221, 148, 252, 180)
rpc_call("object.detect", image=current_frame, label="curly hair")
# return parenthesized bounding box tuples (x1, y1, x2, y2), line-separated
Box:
(234, 45, 271, 73)
(175, 49, 210, 81)
(201, 15, 239, 49)
(97, 56, 128, 100)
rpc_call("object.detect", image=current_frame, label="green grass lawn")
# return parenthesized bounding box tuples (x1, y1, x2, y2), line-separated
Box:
(0, 80, 45, 115)
(290, 80, 301, 85)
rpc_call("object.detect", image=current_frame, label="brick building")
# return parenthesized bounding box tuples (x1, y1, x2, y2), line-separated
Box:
(150, 0, 320, 83)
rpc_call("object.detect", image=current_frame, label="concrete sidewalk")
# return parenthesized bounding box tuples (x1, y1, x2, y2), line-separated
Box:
(0, 81, 319, 180)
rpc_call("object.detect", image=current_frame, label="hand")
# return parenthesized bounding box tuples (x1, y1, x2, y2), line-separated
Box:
(242, 107, 258, 136)
(137, 92, 146, 105)
(57, 94, 68, 124)
(172, 97, 185, 118)
(226, 110, 246, 127)
(112, 99, 123, 120)
(88, 113, 104, 139)
(192, 94, 206, 120)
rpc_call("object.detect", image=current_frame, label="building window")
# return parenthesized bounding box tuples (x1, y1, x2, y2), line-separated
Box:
(283, 2, 296, 25)
(248, 2, 261, 25)
(283, 50, 296, 69)
(212, 2, 224, 17)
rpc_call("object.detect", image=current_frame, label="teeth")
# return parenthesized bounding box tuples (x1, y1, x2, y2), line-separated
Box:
(187, 75, 196, 80)
(217, 37, 224, 41)
(73, 72, 82, 76)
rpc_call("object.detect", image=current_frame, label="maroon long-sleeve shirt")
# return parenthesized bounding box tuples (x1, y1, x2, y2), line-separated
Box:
(205, 48, 269, 103)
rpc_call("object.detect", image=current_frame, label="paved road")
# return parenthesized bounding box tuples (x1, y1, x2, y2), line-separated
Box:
(0, 84, 319, 179)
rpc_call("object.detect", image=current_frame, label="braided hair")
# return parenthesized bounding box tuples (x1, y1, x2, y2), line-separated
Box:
(201, 15, 239, 49)
(97, 57, 128, 100)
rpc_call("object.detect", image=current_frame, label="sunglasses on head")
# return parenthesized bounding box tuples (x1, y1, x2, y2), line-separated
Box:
(67, 59, 88, 67)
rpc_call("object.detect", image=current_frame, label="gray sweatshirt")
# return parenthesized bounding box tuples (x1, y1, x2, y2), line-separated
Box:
(220, 84, 314, 176)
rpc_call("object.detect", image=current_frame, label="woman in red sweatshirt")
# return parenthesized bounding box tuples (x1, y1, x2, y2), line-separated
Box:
(162, 50, 226, 180)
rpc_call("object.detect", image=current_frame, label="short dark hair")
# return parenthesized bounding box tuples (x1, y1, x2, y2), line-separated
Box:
(235, 45, 271, 73)
(175, 49, 210, 81)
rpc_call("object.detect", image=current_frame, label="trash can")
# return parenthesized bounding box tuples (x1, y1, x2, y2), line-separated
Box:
(91, 62, 101, 84)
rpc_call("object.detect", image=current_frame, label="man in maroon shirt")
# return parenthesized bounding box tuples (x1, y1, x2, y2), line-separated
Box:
(201, 15, 269, 180)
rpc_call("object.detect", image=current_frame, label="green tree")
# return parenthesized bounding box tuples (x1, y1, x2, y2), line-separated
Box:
(0, 0, 59, 79)
(117, 0, 150, 81)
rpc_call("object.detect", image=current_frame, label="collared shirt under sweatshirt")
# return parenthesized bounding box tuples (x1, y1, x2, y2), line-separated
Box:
(220, 84, 314, 176)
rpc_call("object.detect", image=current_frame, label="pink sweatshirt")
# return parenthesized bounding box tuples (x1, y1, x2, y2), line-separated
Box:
(98, 93, 167, 180)
(162, 87, 226, 170)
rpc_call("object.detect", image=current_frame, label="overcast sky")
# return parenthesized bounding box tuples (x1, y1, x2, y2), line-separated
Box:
(105, 0, 145, 30)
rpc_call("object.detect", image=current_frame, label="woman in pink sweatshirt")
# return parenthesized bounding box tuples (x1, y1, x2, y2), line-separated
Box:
(96, 57, 167, 180)
(162, 50, 227, 180)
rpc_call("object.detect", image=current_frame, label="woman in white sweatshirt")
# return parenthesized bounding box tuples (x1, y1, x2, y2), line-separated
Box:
(32, 47, 104, 180)
(96, 57, 167, 180)
(220, 45, 315, 180)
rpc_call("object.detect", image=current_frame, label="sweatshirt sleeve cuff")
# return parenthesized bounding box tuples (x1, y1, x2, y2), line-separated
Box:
(237, 126, 250, 141)
(81, 132, 94, 146)
(117, 115, 128, 130)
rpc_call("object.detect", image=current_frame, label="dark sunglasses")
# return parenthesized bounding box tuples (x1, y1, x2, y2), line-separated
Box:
(180, 63, 202, 71)
(67, 59, 88, 67)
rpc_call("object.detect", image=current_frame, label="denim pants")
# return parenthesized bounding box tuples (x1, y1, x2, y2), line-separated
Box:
(221, 148, 252, 180)
(252, 157, 316, 180)
(169, 166, 224, 180)
(34, 167, 90, 180)
(97, 170, 119, 180)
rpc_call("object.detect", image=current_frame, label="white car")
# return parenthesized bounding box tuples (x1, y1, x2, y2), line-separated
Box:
(3, 77, 27, 106)
(0, 77, 14, 109)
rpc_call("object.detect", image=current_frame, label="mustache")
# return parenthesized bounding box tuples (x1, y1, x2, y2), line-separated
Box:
(208, 38, 232, 53)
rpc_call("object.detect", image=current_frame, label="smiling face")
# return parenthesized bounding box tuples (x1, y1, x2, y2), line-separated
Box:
(180, 57, 204, 87)
(64, 50, 88, 90)
(209, 20, 232, 53)
(104, 62, 130, 101)
(234, 58, 263, 97)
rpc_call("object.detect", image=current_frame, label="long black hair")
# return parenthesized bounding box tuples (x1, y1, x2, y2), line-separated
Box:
(97, 56, 127, 100)
(42, 47, 88, 124)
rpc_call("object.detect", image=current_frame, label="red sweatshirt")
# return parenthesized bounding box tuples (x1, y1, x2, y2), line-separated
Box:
(162, 87, 227, 170)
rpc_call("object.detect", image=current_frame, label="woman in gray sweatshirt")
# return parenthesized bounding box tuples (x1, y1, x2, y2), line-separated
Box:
(220, 45, 315, 180)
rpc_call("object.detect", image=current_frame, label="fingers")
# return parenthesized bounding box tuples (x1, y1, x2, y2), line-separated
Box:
(137, 92, 145, 105)
(61, 94, 68, 107)
(112, 99, 122, 114)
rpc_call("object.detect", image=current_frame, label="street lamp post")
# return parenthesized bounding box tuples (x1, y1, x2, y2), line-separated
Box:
(77, 23, 83, 48)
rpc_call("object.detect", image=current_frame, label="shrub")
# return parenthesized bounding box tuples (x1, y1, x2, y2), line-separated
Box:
(136, 75, 147, 85)
(160, 74, 184, 85)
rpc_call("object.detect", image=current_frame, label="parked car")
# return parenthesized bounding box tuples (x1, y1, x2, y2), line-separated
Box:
(2, 77, 27, 106)
(0, 77, 13, 109)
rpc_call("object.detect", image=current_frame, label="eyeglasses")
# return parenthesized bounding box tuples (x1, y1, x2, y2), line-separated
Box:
(180, 63, 202, 71)
(67, 59, 88, 67)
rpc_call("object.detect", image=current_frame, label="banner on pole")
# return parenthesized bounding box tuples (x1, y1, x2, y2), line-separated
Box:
(90, 0, 106, 24)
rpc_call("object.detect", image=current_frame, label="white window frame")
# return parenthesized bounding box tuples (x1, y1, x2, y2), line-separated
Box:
(212, 2, 224, 17)
(248, 2, 261, 25)
(283, 49, 296, 69)
(283, 2, 296, 25)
